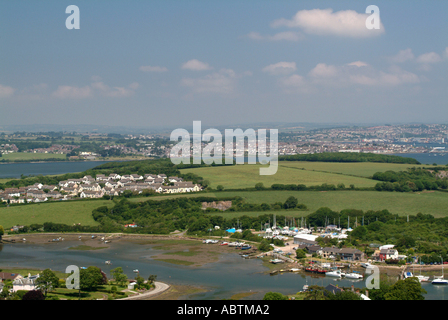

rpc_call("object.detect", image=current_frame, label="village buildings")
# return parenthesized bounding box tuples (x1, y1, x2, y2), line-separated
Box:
(0, 173, 202, 204)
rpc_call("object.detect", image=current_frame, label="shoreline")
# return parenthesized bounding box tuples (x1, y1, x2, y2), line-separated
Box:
(2, 233, 447, 278)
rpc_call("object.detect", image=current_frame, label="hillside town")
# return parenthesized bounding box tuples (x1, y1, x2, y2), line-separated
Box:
(0, 173, 202, 204)
(1, 124, 448, 161)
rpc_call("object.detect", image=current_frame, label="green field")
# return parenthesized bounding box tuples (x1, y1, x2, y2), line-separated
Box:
(2, 160, 448, 229)
(1, 153, 66, 161)
(278, 161, 426, 178)
(180, 164, 378, 189)
(211, 190, 448, 218)
(0, 200, 114, 229)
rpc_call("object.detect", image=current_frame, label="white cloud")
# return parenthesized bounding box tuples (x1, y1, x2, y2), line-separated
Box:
(280, 74, 306, 87)
(181, 69, 239, 94)
(91, 82, 138, 98)
(347, 61, 369, 67)
(270, 8, 385, 38)
(246, 32, 264, 40)
(262, 62, 297, 75)
(0, 85, 15, 98)
(181, 59, 213, 71)
(309, 63, 338, 78)
(389, 48, 415, 63)
(139, 65, 168, 73)
(416, 52, 443, 64)
(53, 81, 139, 99)
(378, 66, 420, 86)
(281, 63, 420, 92)
(389, 49, 446, 66)
(52, 86, 93, 99)
(278, 75, 314, 94)
(349, 65, 420, 86)
(245, 31, 304, 42)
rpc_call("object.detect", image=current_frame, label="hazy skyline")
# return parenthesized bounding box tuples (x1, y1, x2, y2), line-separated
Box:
(1, 0, 447, 129)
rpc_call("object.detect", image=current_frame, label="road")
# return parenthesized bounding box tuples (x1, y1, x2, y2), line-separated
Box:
(117, 282, 170, 300)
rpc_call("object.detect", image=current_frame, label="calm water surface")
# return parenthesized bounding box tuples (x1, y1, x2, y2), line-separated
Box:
(0, 161, 112, 179)
(0, 241, 444, 300)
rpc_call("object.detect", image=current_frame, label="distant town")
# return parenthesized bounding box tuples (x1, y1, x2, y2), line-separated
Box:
(0, 123, 447, 162)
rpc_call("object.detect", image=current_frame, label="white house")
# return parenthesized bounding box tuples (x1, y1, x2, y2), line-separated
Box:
(12, 274, 39, 292)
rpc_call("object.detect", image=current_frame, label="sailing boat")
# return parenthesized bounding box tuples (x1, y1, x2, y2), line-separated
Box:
(302, 278, 309, 292)
(431, 257, 448, 285)
(415, 257, 430, 282)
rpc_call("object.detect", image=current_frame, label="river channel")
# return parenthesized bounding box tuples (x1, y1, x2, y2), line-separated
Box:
(0, 239, 445, 300)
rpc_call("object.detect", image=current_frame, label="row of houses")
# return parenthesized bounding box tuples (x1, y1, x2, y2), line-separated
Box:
(0, 174, 202, 203)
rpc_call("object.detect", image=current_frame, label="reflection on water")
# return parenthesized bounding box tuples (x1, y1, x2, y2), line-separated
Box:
(0, 240, 446, 300)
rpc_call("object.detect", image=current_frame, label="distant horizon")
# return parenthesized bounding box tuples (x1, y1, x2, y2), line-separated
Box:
(0, 121, 447, 135)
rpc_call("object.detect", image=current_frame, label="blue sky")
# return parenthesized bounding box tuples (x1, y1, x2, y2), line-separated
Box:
(1, 0, 447, 129)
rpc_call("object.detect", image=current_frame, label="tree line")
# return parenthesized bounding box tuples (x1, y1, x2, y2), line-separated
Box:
(279, 152, 421, 164)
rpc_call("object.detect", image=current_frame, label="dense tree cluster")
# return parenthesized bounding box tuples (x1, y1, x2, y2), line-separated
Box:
(373, 168, 448, 192)
(280, 153, 420, 164)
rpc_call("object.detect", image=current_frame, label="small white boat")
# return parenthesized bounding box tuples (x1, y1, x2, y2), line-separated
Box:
(270, 259, 283, 264)
(403, 271, 414, 279)
(431, 257, 448, 285)
(416, 275, 430, 282)
(326, 269, 345, 278)
(133, 269, 139, 273)
(415, 258, 430, 282)
(345, 272, 363, 279)
(432, 276, 448, 285)
(360, 263, 372, 268)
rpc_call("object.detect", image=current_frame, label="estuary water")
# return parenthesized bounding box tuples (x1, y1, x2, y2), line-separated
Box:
(391, 153, 448, 166)
(0, 240, 445, 300)
(0, 161, 111, 179)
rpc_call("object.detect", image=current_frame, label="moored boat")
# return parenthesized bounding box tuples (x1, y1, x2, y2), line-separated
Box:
(431, 257, 448, 285)
(345, 272, 363, 279)
(326, 269, 345, 278)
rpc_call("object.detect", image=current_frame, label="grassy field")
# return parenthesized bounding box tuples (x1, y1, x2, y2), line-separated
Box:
(1, 153, 67, 161)
(0, 200, 114, 229)
(211, 190, 448, 218)
(278, 161, 427, 178)
(2, 160, 447, 228)
(180, 164, 378, 189)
